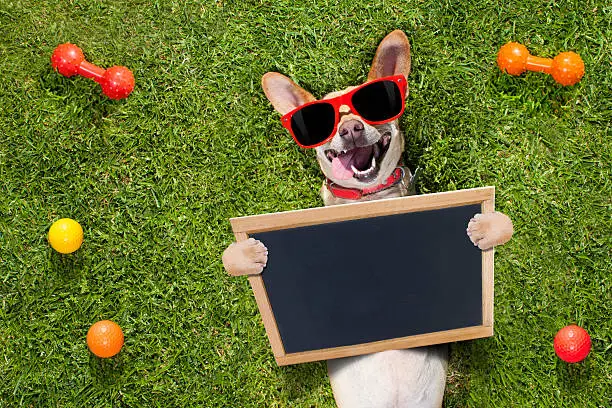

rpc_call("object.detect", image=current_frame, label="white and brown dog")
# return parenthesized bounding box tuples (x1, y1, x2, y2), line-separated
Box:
(223, 30, 513, 408)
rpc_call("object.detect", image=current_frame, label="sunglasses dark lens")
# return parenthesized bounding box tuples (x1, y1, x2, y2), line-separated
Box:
(352, 80, 403, 122)
(290, 103, 336, 146)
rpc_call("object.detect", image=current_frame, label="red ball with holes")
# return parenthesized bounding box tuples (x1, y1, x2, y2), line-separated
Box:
(553, 324, 591, 363)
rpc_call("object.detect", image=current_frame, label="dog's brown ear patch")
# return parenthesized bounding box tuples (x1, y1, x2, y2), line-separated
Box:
(368, 30, 411, 81)
(261, 72, 316, 115)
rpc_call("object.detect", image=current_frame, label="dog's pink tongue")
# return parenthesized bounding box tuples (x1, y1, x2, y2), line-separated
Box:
(331, 148, 372, 180)
(332, 154, 354, 180)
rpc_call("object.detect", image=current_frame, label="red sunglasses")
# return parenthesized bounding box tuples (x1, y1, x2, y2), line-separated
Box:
(280, 75, 407, 148)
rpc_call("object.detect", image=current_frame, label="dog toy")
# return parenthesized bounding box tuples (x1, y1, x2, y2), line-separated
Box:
(553, 324, 591, 363)
(51, 43, 135, 99)
(497, 42, 584, 86)
(48, 218, 84, 254)
(87, 320, 124, 358)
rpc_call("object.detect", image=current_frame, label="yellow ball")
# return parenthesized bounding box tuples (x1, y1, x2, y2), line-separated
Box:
(48, 218, 84, 254)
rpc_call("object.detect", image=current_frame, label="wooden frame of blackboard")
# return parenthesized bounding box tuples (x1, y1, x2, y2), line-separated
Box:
(229, 186, 495, 366)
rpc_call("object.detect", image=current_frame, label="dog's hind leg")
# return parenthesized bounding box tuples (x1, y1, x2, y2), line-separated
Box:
(327, 346, 448, 408)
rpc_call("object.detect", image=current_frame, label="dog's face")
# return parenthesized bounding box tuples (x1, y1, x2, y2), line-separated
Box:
(262, 30, 411, 189)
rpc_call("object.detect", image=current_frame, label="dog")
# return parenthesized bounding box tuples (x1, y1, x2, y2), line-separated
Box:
(223, 30, 513, 408)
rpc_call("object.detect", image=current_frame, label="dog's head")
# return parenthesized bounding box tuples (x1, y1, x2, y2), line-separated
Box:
(262, 30, 411, 189)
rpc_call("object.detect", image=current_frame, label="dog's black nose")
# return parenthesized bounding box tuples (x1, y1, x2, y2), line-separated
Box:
(338, 120, 365, 141)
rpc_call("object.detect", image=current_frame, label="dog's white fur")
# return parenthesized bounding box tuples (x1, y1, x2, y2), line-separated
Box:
(222, 30, 513, 408)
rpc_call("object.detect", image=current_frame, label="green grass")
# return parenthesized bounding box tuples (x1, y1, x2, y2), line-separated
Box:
(0, 0, 610, 406)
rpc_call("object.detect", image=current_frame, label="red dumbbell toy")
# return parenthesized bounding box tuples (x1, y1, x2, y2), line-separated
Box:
(497, 42, 584, 86)
(51, 43, 135, 99)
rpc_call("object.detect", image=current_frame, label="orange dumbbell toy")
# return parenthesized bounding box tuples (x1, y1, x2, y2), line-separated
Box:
(497, 42, 584, 86)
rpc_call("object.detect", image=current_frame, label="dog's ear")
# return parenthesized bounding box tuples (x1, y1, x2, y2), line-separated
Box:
(367, 30, 411, 81)
(261, 72, 316, 115)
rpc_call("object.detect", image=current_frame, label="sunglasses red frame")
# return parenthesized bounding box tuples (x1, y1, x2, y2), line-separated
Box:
(280, 75, 408, 148)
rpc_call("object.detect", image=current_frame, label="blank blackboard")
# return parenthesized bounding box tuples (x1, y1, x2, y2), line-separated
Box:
(230, 187, 495, 365)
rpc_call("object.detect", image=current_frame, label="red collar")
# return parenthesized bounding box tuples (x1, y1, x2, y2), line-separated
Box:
(326, 167, 405, 200)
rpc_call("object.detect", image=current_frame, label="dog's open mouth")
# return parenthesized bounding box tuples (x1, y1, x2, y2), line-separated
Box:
(324, 133, 391, 182)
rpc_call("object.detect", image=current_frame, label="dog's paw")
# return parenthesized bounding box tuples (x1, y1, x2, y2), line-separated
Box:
(466, 212, 513, 250)
(222, 238, 268, 276)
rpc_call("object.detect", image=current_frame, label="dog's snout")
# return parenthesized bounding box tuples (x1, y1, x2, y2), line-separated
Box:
(338, 120, 365, 141)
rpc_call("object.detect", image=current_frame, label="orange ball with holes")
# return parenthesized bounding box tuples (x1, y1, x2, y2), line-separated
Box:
(87, 320, 124, 358)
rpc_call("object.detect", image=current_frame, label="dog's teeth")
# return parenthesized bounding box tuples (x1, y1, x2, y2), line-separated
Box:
(351, 155, 378, 177)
